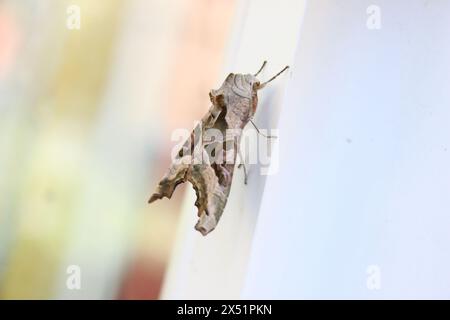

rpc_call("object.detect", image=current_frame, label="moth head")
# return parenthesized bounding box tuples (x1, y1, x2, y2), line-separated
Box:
(247, 75, 264, 95)
(216, 73, 262, 116)
(223, 73, 259, 96)
(252, 79, 261, 90)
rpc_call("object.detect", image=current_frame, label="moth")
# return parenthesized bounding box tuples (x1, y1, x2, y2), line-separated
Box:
(149, 61, 289, 236)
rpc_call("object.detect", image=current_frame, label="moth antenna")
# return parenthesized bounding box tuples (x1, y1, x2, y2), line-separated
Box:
(249, 119, 277, 139)
(258, 65, 289, 89)
(254, 60, 267, 77)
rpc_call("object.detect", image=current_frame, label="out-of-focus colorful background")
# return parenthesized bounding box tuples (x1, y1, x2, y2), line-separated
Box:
(4, 0, 450, 301)
(0, 0, 236, 299)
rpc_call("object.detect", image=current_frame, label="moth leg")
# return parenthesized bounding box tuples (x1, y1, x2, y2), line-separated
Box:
(238, 147, 248, 185)
(254, 61, 267, 76)
(257, 65, 289, 90)
(249, 119, 277, 139)
(238, 163, 248, 185)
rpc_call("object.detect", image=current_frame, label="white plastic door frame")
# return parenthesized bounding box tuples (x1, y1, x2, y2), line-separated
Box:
(161, 0, 308, 299)
(243, 0, 450, 299)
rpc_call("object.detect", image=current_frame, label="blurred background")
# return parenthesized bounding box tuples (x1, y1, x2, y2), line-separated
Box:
(3, 0, 449, 301)
(0, 0, 237, 299)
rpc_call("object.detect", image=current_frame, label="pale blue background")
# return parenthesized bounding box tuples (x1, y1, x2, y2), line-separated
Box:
(243, 0, 450, 299)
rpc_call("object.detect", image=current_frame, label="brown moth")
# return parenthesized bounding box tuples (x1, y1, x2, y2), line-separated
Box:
(149, 61, 289, 236)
